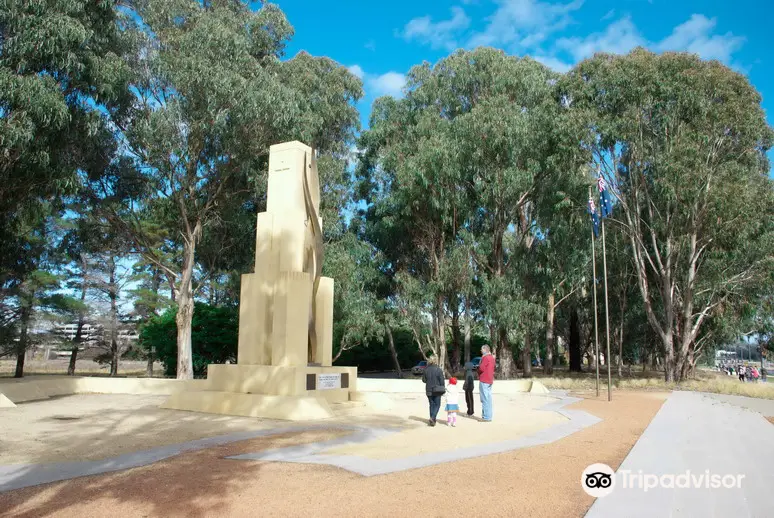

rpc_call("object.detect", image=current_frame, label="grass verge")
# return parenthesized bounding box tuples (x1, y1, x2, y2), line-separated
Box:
(537, 371, 774, 399)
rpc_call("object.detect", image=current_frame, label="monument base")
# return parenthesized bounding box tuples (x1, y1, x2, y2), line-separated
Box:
(161, 364, 358, 421)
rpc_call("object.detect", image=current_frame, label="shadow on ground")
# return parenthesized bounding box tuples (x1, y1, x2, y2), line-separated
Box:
(0, 429, 348, 518)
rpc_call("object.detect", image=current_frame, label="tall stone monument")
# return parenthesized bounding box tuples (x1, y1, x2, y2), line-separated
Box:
(162, 141, 357, 420)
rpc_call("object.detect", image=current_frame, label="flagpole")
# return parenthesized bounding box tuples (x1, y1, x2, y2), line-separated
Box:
(589, 188, 600, 398)
(601, 218, 612, 402)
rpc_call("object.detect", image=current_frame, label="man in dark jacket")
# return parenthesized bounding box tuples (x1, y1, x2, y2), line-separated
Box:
(463, 361, 475, 416)
(421, 356, 445, 426)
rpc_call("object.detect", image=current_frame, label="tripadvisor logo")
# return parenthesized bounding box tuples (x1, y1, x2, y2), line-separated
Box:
(582, 464, 746, 497)
(582, 463, 616, 498)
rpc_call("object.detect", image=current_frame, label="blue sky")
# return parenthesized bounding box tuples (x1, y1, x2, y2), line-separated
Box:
(273, 0, 773, 143)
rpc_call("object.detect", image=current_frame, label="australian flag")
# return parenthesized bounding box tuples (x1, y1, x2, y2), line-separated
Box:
(588, 197, 600, 237)
(598, 176, 613, 218)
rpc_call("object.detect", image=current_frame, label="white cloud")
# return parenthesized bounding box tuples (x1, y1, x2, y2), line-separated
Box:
(556, 17, 645, 62)
(550, 13, 744, 67)
(368, 72, 407, 97)
(602, 9, 615, 21)
(402, 7, 471, 51)
(349, 65, 406, 98)
(347, 65, 365, 80)
(655, 14, 745, 63)
(533, 55, 572, 73)
(468, 0, 584, 49)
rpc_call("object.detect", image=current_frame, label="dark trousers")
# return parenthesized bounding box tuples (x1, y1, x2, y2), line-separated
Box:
(427, 394, 442, 421)
(465, 389, 474, 415)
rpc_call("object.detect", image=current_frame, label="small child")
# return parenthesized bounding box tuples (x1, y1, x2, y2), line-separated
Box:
(445, 377, 460, 427)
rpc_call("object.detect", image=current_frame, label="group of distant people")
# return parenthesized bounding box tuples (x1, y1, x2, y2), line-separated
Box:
(421, 345, 495, 427)
(718, 363, 767, 383)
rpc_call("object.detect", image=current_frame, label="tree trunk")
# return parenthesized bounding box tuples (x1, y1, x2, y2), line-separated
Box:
(544, 292, 555, 375)
(14, 344, 26, 378)
(522, 333, 532, 378)
(569, 309, 582, 372)
(68, 276, 88, 376)
(450, 303, 461, 373)
(411, 325, 428, 360)
(14, 305, 32, 378)
(384, 323, 402, 378)
(663, 330, 675, 382)
(436, 299, 448, 375)
(616, 279, 627, 377)
(464, 296, 471, 364)
(498, 327, 514, 379)
(175, 226, 199, 380)
(109, 255, 119, 377)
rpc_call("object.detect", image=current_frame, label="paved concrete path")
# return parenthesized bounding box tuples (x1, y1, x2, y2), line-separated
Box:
(587, 391, 774, 518)
(701, 392, 774, 417)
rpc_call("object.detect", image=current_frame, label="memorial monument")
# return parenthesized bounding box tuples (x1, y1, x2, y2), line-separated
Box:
(162, 141, 357, 420)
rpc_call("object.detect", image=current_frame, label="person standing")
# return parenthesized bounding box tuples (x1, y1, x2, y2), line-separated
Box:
(463, 361, 475, 416)
(421, 356, 445, 427)
(444, 377, 460, 427)
(478, 345, 495, 422)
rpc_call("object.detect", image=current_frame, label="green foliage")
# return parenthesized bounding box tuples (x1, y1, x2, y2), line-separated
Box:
(81, 0, 363, 378)
(0, 0, 130, 287)
(562, 48, 774, 380)
(2, 2, 772, 383)
(357, 48, 587, 375)
(141, 302, 238, 378)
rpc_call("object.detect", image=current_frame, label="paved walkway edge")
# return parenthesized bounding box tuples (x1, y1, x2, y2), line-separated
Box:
(585, 391, 774, 518)
(0, 425, 357, 493)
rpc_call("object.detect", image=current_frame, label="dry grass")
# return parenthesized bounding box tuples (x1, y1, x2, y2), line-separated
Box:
(0, 359, 164, 378)
(536, 369, 774, 399)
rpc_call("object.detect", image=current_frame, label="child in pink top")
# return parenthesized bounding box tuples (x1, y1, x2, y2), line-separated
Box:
(445, 377, 460, 427)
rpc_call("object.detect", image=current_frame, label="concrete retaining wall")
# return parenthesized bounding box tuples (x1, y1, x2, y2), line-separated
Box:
(357, 377, 549, 395)
(0, 377, 207, 404)
(0, 375, 549, 406)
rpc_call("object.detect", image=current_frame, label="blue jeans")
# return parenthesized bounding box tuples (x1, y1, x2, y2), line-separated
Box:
(427, 395, 442, 422)
(480, 382, 493, 421)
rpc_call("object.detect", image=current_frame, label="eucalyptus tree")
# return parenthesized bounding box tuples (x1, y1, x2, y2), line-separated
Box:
(532, 197, 591, 375)
(357, 68, 473, 372)
(0, 0, 131, 327)
(92, 1, 362, 378)
(360, 48, 581, 377)
(563, 49, 774, 381)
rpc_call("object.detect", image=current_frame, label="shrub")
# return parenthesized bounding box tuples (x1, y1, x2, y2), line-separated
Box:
(141, 303, 237, 377)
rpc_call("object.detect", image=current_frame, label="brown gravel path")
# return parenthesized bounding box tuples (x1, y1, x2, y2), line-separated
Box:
(0, 391, 667, 518)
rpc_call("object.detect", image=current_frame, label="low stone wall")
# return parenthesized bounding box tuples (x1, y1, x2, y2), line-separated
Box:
(0, 375, 550, 407)
(356, 377, 550, 395)
(0, 376, 207, 405)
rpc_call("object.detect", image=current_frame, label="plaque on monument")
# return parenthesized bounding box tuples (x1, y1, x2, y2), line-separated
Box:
(317, 373, 341, 390)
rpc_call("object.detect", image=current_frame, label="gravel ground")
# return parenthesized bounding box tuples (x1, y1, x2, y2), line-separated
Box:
(0, 391, 667, 518)
(0, 394, 280, 464)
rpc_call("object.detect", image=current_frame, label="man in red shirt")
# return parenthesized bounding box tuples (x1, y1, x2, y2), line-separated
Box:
(478, 345, 495, 421)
